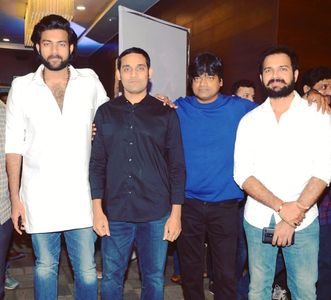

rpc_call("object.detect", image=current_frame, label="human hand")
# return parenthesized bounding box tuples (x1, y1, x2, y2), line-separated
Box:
(272, 220, 295, 246)
(163, 215, 181, 242)
(93, 208, 110, 237)
(278, 201, 306, 227)
(11, 199, 26, 235)
(303, 89, 331, 114)
(155, 94, 177, 109)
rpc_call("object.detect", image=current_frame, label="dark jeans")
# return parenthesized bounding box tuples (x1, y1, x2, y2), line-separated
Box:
(178, 198, 239, 300)
(101, 214, 169, 300)
(0, 219, 13, 300)
(317, 223, 331, 300)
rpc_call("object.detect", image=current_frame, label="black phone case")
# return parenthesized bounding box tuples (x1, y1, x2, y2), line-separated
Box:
(262, 227, 295, 245)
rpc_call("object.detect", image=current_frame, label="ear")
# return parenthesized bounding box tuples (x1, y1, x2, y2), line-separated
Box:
(69, 44, 74, 55)
(219, 78, 223, 87)
(36, 44, 40, 54)
(294, 69, 299, 82)
(259, 74, 263, 82)
(116, 69, 121, 81)
(148, 68, 153, 79)
(303, 85, 310, 94)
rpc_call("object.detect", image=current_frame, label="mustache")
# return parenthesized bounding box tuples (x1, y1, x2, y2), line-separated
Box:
(267, 78, 286, 85)
(47, 55, 63, 60)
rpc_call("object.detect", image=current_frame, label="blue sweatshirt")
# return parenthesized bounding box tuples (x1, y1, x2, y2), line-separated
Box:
(175, 94, 256, 202)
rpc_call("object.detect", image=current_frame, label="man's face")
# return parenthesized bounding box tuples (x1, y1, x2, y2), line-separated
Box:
(260, 53, 298, 98)
(116, 53, 151, 97)
(191, 73, 223, 103)
(36, 29, 73, 71)
(236, 86, 255, 102)
(313, 79, 331, 105)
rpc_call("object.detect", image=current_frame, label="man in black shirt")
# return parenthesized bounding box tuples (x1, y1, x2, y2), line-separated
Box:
(89, 47, 185, 300)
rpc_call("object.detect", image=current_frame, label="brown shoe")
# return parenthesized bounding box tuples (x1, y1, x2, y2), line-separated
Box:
(170, 274, 181, 284)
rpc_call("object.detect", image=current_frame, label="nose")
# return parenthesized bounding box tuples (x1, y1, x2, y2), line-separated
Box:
(51, 43, 59, 55)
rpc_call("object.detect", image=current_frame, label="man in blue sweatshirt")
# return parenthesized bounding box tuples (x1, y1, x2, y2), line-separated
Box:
(175, 53, 256, 300)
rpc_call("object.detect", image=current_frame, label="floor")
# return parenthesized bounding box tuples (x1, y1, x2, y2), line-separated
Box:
(4, 233, 214, 300)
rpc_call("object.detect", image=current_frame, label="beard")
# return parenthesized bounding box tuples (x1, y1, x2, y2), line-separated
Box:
(264, 78, 296, 98)
(39, 54, 70, 71)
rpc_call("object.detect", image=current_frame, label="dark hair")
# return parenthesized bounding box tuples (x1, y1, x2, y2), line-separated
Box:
(31, 14, 77, 55)
(189, 52, 223, 83)
(117, 47, 151, 70)
(258, 46, 299, 74)
(301, 66, 331, 90)
(231, 79, 256, 95)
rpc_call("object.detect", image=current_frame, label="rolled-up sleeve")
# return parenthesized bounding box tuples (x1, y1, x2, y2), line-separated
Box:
(311, 113, 331, 185)
(233, 116, 254, 189)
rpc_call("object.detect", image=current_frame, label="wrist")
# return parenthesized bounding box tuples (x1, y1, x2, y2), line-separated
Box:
(296, 201, 309, 211)
(275, 201, 285, 214)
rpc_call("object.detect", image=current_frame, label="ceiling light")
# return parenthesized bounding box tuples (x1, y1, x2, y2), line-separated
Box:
(2, 38, 10, 42)
(24, 0, 74, 47)
(76, 5, 86, 11)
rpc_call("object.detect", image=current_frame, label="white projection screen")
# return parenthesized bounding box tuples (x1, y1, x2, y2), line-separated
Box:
(119, 6, 190, 100)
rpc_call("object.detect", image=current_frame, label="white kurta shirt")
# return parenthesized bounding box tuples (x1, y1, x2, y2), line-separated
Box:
(5, 65, 109, 233)
(234, 91, 331, 231)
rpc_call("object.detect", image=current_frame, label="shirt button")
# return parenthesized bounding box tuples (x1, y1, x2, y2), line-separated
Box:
(129, 125, 133, 129)
(128, 175, 132, 178)
(129, 141, 133, 145)
(128, 191, 132, 194)
(128, 158, 132, 162)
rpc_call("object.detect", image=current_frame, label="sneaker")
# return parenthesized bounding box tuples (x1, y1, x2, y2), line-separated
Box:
(5, 272, 19, 290)
(272, 284, 289, 300)
(208, 280, 215, 295)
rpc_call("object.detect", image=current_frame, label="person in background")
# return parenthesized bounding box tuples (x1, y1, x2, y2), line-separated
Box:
(301, 66, 331, 300)
(231, 79, 256, 102)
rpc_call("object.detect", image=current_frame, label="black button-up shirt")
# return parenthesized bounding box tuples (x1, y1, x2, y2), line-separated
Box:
(89, 94, 186, 222)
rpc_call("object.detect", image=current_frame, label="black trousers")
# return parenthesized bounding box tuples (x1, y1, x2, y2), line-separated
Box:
(178, 198, 239, 300)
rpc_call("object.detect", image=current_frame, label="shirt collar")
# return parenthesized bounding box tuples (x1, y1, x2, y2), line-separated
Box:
(32, 64, 78, 85)
(263, 90, 302, 113)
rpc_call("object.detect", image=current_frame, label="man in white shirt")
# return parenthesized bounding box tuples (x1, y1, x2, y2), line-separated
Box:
(234, 46, 331, 299)
(5, 15, 108, 300)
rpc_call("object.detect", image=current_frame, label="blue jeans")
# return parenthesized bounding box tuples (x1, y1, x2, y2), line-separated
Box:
(0, 219, 13, 300)
(31, 227, 97, 300)
(101, 214, 169, 300)
(244, 218, 319, 300)
(317, 223, 331, 300)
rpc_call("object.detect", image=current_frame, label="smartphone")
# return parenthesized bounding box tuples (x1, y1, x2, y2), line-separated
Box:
(262, 227, 295, 245)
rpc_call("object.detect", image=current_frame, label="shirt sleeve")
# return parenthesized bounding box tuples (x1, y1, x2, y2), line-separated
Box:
(233, 114, 255, 189)
(165, 109, 186, 205)
(5, 79, 26, 155)
(311, 112, 331, 185)
(89, 107, 107, 199)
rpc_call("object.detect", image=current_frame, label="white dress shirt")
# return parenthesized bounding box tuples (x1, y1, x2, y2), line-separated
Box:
(6, 65, 109, 233)
(234, 91, 331, 231)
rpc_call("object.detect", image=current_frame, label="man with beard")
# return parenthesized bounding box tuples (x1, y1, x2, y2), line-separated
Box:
(234, 46, 331, 299)
(5, 15, 108, 300)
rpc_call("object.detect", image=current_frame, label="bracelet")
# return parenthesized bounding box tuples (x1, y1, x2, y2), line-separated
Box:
(276, 202, 284, 214)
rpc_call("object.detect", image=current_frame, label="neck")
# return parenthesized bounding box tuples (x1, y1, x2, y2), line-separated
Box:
(196, 94, 219, 104)
(124, 90, 147, 104)
(270, 91, 295, 121)
(43, 66, 69, 82)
